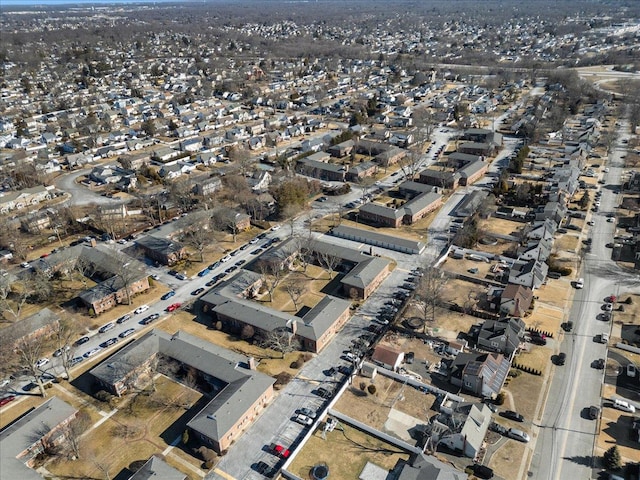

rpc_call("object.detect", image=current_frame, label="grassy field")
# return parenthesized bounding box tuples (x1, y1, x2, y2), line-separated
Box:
(287, 421, 409, 480)
(46, 375, 201, 480)
(488, 437, 528, 480)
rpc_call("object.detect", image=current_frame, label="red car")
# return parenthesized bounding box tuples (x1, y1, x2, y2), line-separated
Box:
(270, 443, 290, 458)
(0, 395, 16, 406)
(605, 295, 617, 303)
(166, 302, 182, 312)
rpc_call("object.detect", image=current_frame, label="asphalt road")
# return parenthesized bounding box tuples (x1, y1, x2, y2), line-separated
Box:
(531, 120, 640, 480)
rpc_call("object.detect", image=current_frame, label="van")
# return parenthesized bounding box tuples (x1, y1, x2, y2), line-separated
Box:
(507, 428, 530, 443)
(613, 399, 635, 413)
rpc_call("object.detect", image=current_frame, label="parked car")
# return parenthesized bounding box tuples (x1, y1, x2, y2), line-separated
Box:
(175, 273, 187, 280)
(594, 358, 605, 369)
(325, 367, 337, 376)
(613, 399, 636, 413)
(627, 363, 637, 377)
(53, 345, 70, 357)
(161, 291, 176, 301)
(166, 302, 182, 312)
(98, 322, 115, 333)
(75, 336, 90, 346)
(134, 305, 149, 314)
(83, 347, 102, 358)
(501, 410, 524, 422)
(555, 352, 566, 366)
(119, 328, 136, 339)
(99, 338, 119, 348)
(254, 461, 277, 478)
(588, 405, 601, 420)
(69, 356, 84, 367)
(298, 407, 317, 419)
(561, 321, 573, 332)
(316, 387, 332, 399)
(23, 382, 39, 392)
(294, 413, 314, 426)
(575, 278, 584, 289)
(191, 288, 205, 296)
(35, 358, 50, 368)
(116, 314, 132, 324)
(197, 268, 210, 277)
(344, 352, 358, 362)
(469, 464, 494, 479)
(603, 303, 613, 312)
(507, 428, 530, 443)
(270, 443, 291, 458)
(140, 313, 160, 325)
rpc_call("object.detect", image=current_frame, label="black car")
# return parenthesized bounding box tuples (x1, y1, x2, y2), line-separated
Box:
(191, 287, 205, 296)
(338, 365, 352, 375)
(254, 461, 276, 478)
(168, 269, 178, 276)
(100, 338, 119, 348)
(258, 232, 268, 239)
(316, 387, 332, 399)
(250, 249, 261, 255)
(555, 352, 566, 366)
(205, 279, 218, 287)
(140, 313, 159, 325)
(501, 410, 524, 422)
(116, 314, 131, 324)
(23, 382, 39, 392)
(236, 259, 246, 266)
(470, 464, 494, 479)
(594, 358, 605, 369)
(75, 336, 90, 346)
(208, 261, 221, 270)
(561, 321, 573, 332)
(325, 367, 337, 376)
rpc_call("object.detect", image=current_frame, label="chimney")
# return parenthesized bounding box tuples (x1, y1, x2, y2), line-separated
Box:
(247, 356, 256, 370)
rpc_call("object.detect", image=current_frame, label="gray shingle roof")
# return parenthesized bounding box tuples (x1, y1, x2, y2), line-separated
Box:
(90, 330, 274, 445)
(0, 397, 77, 480)
(128, 455, 187, 480)
(341, 257, 391, 290)
(330, 225, 425, 254)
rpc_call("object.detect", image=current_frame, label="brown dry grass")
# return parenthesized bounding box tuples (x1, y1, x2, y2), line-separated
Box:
(287, 421, 409, 479)
(488, 438, 527, 480)
(597, 390, 640, 465)
(255, 264, 331, 313)
(515, 345, 550, 372)
(0, 394, 46, 429)
(534, 281, 573, 310)
(46, 376, 201, 479)
(525, 303, 564, 333)
(502, 365, 546, 423)
(334, 374, 431, 434)
(555, 234, 580, 253)
(479, 217, 524, 238)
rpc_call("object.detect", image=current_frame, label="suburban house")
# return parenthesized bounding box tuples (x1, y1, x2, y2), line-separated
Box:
(534, 201, 567, 225)
(476, 317, 526, 357)
(135, 235, 187, 266)
(395, 452, 468, 480)
(0, 397, 78, 480)
(499, 284, 534, 317)
(295, 157, 347, 182)
(448, 352, 510, 398)
(508, 259, 548, 290)
(437, 404, 492, 459)
(371, 344, 404, 371)
(517, 237, 553, 263)
(0, 308, 60, 349)
(90, 330, 275, 454)
(128, 455, 187, 480)
(0, 185, 54, 214)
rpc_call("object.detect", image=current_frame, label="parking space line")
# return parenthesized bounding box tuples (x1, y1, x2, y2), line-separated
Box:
(213, 467, 237, 480)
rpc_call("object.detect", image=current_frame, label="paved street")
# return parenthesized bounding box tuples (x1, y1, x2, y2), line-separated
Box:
(531, 120, 640, 480)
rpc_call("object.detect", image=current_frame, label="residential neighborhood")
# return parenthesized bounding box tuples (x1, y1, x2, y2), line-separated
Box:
(1, 2, 640, 480)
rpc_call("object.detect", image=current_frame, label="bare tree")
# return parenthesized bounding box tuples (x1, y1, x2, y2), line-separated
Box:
(168, 178, 194, 213)
(181, 220, 212, 262)
(414, 263, 448, 325)
(64, 410, 92, 459)
(0, 275, 29, 322)
(54, 317, 79, 380)
(282, 203, 301, 237)
(112, 253, 145, 306)
(15, 335, 49, 397)
(211, 207, 240, 243)
(284, 276, 306, 311)
(318, 251, 341, 279)
(257, 259, 285, 302)
(259, 329, 301, 358)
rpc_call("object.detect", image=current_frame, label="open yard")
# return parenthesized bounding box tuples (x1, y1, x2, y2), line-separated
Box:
(488, 436, 528, 480)
(500, 365, 546, 427)
(479, 217, 524, 238)
(287, 420, 409, 480)
(534, 279, 573, 310)
(525, 302, 565, 333)
(333, 374, 432, 441)
(46, 375, 202, 480)
(255, 264, 332, 313)
(597, 384, 640, 466)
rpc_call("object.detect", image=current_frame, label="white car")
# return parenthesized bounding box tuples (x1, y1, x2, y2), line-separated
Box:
(20, 262, 31, 268)
(271, 224, 281, 231)
(613, 399, 636, 413)
(0, 379, 10, 388)
(220, 255, 232, 263)
(35, 358, 50, 368)
(294, 413, 314, 426)
(627, 364, 637, 378)
(134, 305, 149, 314)
(575, 278, 584, 289)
